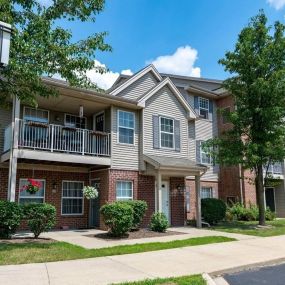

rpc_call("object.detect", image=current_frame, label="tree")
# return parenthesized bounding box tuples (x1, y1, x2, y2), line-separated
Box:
(0, 0, 111, 107)
(205, 11, 285, 226)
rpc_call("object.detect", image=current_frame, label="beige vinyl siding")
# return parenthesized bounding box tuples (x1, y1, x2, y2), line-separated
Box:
(143, 86, 189, 159)
(111, 106, 139, 170)
(275, 184, 285, 217)
(188, 121, 196, 161)
(116, 72, 158, 100)
(0, 107, 12, 153)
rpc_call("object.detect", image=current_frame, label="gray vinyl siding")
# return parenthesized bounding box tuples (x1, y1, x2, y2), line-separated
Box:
(115, 72, 158, 100)
(275, 183, 285, 217)
(143, 86, 189, 159)
(0, 107, 12, 153)
(111, 106, 139, 170)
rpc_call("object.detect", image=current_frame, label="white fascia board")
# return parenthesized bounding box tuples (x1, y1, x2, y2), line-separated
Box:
(110, 64, 162, 96)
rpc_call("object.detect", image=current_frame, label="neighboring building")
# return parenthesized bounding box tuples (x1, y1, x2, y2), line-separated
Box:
(0, 64, 284, 230)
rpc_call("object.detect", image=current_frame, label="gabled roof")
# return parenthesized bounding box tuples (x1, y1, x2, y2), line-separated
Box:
(137, 77, 196, 119)
(109, 64, 162, 96)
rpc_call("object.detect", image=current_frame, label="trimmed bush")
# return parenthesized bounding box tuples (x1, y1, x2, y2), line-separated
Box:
(201, 198, 226, 225)
(150, 212, 169, 232)
(22, 203, 56, 238)
(266, 207, 276, 221)
(120, 200, 148, 230)
(0, 201, 23, 239)
(100, 202, 133, 237)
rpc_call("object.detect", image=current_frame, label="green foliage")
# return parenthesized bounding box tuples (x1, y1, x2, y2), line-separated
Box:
(150, 212, 169, 232)
(227, 203, 276, 221)
(100, 202, 134, 237)
(0, 201, 23, 239)
(120, 200, 148, 230)
(201, 198, 227, 225)
(204, 11, 285, 225)
(22, 203, 56, 238)
(0, 0, 111, 106)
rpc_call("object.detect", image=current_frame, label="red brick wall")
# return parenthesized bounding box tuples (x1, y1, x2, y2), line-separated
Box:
(138, 174, 155, 227)
(0, 167, 89, 229)
(243, 169, 257, 206)
(0, 167, 8, 200)
(170, 177, 185, 226)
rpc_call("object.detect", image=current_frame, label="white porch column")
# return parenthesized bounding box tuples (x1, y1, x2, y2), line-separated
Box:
(8, 96, 20, 202)
(195, 174, 202, 228)
(155, 171, 162, 212)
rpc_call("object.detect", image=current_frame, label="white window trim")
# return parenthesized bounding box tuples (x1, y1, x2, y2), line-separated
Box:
(198, 97, 209, 119)
(18, 178, 46, 203)
(200, 141, 212, 165)
(159, 116, 175, 150)
(61, 180, 84, 216)
(23, 106, 50, 123)
(116, 180, 133, 200)
(64, 113, 87, 129)
(117, 110, 135, 145)
(200, 187, 213, 199)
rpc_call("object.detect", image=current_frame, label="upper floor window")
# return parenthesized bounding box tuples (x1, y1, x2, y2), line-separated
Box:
(201, 187, 213, 199)
(200, 141, 212, 165)
(222, 107, 231, 124)
(116, 180, 133, 201)
(199, 97, 209, 119)
(65, 114, 86, 129)
(160, 117, 174, 149)
(24, 107, 49, 123)
(19, 179, 45, 204)
(118, 110, 135, 144)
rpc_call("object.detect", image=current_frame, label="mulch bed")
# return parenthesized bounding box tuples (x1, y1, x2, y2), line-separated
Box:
(85, 228, 185, 240)
(0, 237, 55, 244)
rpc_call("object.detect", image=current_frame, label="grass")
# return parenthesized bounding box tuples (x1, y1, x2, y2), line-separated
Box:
(114, 275, 205, 285)
(212, 219, 285, 237)
(0, 236, 235, 265)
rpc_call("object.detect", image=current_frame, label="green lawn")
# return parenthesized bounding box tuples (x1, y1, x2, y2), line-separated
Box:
(212, 219, 285, 237)
(114, 275, 205, 285)
(0, 236, 235, 265)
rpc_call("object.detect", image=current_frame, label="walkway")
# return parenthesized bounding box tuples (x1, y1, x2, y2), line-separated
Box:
(1, 234, 285, 285)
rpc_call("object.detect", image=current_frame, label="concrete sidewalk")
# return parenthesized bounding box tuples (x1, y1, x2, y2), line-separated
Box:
(15, 227, 255, 249)
(1, 235, 285, 285)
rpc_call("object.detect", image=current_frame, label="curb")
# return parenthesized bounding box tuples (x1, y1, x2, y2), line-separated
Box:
(202, 273, 217, 285)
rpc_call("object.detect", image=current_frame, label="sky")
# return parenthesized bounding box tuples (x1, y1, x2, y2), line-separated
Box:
(42, 0, 285, 89)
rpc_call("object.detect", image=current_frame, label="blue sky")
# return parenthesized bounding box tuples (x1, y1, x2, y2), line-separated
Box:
(48, 0, 285, 88)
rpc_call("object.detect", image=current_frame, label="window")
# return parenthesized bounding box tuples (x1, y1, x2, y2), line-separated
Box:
(19, 179, 45, 204)
(160, 117, 174, 149)
(200, 141, 212, 164)
(201, 187, 213, 199)
(116, 181, 133, 200)
(24, 107, 49, 123)
(65, 114, 86, 129)
(199, 97, 209, 119)
(222, 107, 231, 124)
(61, 181, 84, 215)
(118, 110, 135, 144)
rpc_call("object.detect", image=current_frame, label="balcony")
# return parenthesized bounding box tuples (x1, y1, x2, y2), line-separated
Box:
(2, 119, 111, 165)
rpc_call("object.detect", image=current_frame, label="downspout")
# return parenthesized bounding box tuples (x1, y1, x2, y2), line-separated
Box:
(239, 163, 244, 205)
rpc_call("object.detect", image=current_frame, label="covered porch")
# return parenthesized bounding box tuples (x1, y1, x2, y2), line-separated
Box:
(142, 154, 208, 228)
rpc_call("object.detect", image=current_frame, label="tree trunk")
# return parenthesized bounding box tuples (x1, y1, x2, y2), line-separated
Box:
(256, 164, 266, 226)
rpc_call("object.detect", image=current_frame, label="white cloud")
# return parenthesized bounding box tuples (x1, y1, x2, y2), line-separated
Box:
(86, 60, 133, 90)
(147, 46, 201, 77)
(267, 0, 285, 10)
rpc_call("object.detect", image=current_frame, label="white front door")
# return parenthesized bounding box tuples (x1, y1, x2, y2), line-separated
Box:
(161, 181, 170, 222)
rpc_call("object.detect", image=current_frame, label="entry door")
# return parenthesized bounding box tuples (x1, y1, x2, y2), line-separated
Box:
(88, 179, 100, 228)
(161, 181, 170, 222)
(265, 188, 276, 212)
(94, 112, 104, 132)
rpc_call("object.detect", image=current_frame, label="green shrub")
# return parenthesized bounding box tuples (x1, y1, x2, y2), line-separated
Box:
(100, 202, 133, 237)
(0, 201, 23, 239)
(22, 203, 56, 238)
(266, 207, 276, 221)
(201, 198, 226, 225)
(150, 212, 169, 232)
(120, 200, 148, 230)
